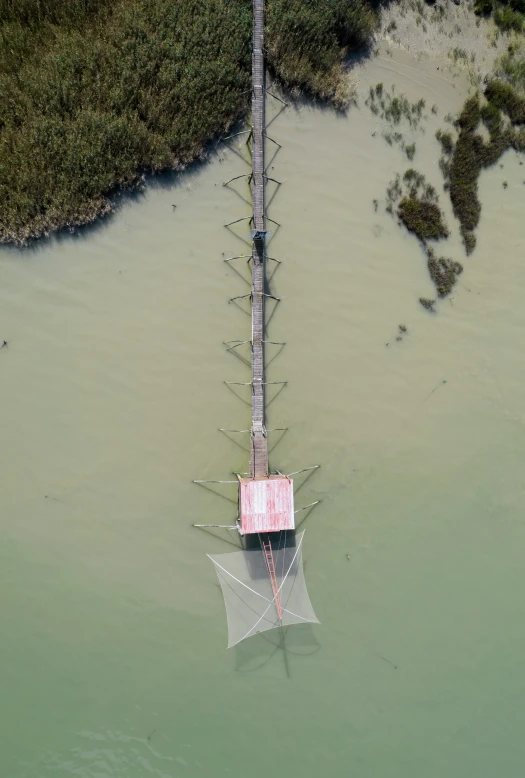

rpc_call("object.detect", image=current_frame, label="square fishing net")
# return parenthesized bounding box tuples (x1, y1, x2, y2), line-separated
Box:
(208, 531, 319, 648)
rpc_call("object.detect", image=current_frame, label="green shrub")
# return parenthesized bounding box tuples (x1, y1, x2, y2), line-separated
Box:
(474, 0, 493, 14)
(398, 197, 449, 240)
(475, 0, 525, 30)
(493, 5, 524, 30)
(484, 79, 525, 122)
(500, 47, 525, 93)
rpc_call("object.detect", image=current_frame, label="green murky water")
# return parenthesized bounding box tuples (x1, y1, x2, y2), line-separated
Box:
(2, 46, 525, 777)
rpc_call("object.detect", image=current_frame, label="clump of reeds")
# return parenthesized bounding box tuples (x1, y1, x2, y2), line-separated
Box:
(366, 84, 427, 129)
(484, 79, 525, 122)
(499, 42, 525, 93)
(383, 167, 463, 302)
(438, 82, 525, 254)
(398, 198, 448, 240)
(427, 248, 463, 298)
(419, 297, 436, 312)
(265, 0, 376, 109)
(436, 129, 454, 155)
(388, 168, 449, 241)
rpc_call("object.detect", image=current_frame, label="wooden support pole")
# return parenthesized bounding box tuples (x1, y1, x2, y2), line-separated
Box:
(224, 340, 251, 350)
(223, 174, 249, 186)
(193, 480, 238, 484)
(294, 501, 320, 514)
(222, 129, 251, 141)
(193, 523, 239, 529)
(263, 133, 282, 148)
(225, 216, 252, 227)
(265, 89, 288, 106)
(228, 294, 252, 304)
(286, 465, 321, 477)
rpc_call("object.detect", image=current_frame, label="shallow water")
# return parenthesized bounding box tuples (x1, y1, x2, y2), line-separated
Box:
(2, 46, 525, 777)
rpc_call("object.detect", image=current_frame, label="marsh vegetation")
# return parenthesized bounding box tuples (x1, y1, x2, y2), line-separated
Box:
(384, 168, 463, 302)
(266, 0, 376, 107)
(386, 169, 448, 240)
(366, 83, 427, 128)
(438, 82, 525, 253)
(0, 0, 376, 244)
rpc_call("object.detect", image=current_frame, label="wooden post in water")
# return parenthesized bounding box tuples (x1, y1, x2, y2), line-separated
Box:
(249, 0, 268, 479)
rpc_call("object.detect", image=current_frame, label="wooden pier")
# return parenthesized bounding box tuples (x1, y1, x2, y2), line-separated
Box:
(196, 0, 311, 517)
(249, 0, 268, 479)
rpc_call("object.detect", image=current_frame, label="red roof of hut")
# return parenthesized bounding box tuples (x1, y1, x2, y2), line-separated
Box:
(239, 475, 295, 535)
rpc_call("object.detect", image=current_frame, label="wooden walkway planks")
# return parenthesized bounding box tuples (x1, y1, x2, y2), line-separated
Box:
(249, 0, 268, 479)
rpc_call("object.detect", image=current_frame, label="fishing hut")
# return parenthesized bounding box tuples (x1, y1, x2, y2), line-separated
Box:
(238, 476, 294, 535)
(193, 0, 320, 648)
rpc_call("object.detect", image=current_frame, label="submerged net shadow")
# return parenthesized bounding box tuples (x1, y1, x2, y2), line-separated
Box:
(208, 531, 319, 648)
